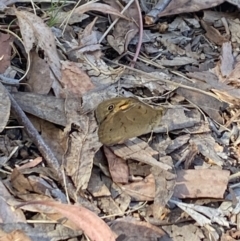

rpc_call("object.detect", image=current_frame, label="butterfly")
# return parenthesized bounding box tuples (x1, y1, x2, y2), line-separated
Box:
(95, 97, 165, 145)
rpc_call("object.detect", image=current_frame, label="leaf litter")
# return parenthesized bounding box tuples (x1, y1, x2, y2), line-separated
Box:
(1, 0, 240, 241)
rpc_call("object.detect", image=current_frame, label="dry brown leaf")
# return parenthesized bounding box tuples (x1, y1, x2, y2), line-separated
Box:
(0, 136, 19, 165)
(10, 193, 56, 213)
(0, 33, 12, 73)
(228, 18, 240, 44)
(160, 38, 186, 56)
(11, 168, 33, 193)
(26, 52, 53, 94)
(190, 134, 224, 166)
(186, 71, 218, 86)
(0, 230, 32, 241)
(168, 16, 192, 32)
(111, 217, 167, 240)
(203, 10, 237, 23)
(194, 65, 240, 104)
(174, 169, 230, 198)
(18, 201, 117, 241)
(176, 87, 224, 124)
(64, 112, 101, 190)
(73, 2, 129, 21)
(61, 61, 95, 97)
(228, 60, 240, 84)
(12, 92, 67, 126)
(154, 108, 202, 133)
(166, 134, 191, 154)
(157, 0, 225, 18)
(183, 142, 199, 169)
(212, 88, 240, 105)
(128, 162, 151, 176)
(111, 138, 172, 170)
(114, 191, 131, 213)
(88, 170, 111, 197)
(119, 174, 155, 201)
(220, 232, 237, 241)
(151, 167, 176, 219)
(164, 224, 204, 241)
(76, 53, 124, 86)
(185, 44, 200, 60)
(10, 168, 63, 202)
(49, 10, 89, 25)
(210, 62, 229, 83)
(106, 0, 139, 54)
(46, 212, 81, 231)
(29, 116, 66, 163)
(98, 196, 123, 215)
(104, 146, 129, 184)
(77, 17, 100, 53)
(26, 175, 62, 197)
(0, 221, 80, 240)
(0, 181, 26, 223)
(201, 20, 229, 45)
(14, 9, 62, 96)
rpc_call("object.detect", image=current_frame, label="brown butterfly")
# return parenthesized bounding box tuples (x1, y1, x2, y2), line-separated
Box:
(95, 97, 165, 145)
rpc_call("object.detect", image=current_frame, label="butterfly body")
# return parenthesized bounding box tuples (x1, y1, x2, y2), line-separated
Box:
(95, 97, 165, 146)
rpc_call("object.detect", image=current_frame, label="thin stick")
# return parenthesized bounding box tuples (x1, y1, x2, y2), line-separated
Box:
(131, 0, 143, 68)
(7, 89, 77, 201)
(60, 0, 84, 34)
(229, 172, 240, 181)
(102, 57, 222, 100)
(98, 0, 135, 43)
(9, 92, 60, 170)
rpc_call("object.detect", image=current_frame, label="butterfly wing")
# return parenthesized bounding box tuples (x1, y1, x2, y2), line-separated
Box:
(96, 97, 136, 124)
(98, 99, 164, 145)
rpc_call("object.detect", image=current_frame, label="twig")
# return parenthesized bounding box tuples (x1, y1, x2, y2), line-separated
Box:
(130, 0, 143, 68)
(98, 0, 135, 43)
(60, 0, 92, 34)
(8, 91, 60, 170)
(0, 74, 20, 85)
(229, 172, 240, 181)
(102, 57, 223, 100)
(145, 0, 171, 25)
(30, 0, 37, 15)
(7, 89, 77, 202)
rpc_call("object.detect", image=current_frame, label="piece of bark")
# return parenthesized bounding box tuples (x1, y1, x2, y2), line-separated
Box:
(176, 87, 224, 124)
(12, 92, 67, 126)
(174, 169, 230, 199)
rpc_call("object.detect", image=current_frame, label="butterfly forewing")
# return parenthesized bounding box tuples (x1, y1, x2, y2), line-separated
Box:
(96, 97, 164, 145)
